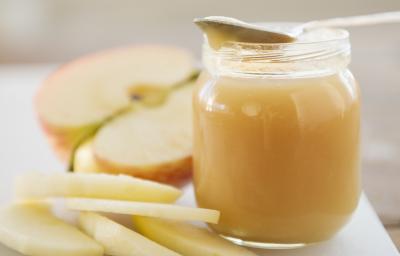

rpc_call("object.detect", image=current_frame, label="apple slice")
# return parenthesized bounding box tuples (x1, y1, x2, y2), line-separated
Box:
(66, 198, 220, 223)
(79, 212, 180, 256)
(0, 202, 103, 256)
(133, 217, 257, 256)
(15, 172, 181, 203)
(36, 45, 195, 161)
(87, 85, 193, 183)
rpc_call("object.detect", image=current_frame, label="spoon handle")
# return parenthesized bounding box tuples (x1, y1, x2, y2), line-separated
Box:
(303, 11, 400, 30)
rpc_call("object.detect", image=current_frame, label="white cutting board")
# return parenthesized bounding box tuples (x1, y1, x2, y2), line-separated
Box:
(0, 65, 398, 256)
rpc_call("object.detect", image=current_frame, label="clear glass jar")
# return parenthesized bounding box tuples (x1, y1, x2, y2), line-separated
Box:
(193, 29, 361, 249)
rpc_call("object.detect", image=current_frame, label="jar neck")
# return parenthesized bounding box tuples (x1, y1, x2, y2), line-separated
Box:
(202, 29, 351, 78)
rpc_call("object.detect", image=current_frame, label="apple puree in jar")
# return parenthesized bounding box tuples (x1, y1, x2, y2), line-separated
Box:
(193, 28, 361, 247)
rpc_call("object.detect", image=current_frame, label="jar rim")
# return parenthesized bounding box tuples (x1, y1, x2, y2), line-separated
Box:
(202, 28, 351, 78)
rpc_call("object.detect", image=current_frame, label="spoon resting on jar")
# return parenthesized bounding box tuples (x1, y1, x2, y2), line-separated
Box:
(194, 11, 400, 49)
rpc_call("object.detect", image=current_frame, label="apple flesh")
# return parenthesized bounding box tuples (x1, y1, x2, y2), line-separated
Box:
(79, 212, 180, 256)
(133, 217, 257, 256)
(0, 202, 103, 256)
(66, 198, 220, 224)
(15, 172, 182, 203)
(36, 45, 196, 180)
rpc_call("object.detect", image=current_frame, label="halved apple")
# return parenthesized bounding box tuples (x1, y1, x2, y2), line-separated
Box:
(15, 172, 181, 203)
(133, 217, 257, 256)
(79, 212, 180, 256)
(66, 198, 220, 224)
(36, 45, 196, 173)
(82, 85, 193, 183)
(0, 202, 103, 256)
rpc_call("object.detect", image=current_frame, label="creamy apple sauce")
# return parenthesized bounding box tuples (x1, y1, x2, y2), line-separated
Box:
(193, 29, 361, 247)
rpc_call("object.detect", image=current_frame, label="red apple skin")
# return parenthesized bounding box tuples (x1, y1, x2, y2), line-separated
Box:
(35, 45, 195, 185)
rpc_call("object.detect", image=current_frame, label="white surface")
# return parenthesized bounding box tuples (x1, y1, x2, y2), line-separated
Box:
(0, 65, 398, 256)
(181, 186, 399, 256)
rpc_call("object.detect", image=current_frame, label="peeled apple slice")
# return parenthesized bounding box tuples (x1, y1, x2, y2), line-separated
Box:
(79, 212, 180, 256)
(133, 217, 257, 256)
(67, 198, 220, 224)
(15, 172, 181, 203)
(0, 203, 103, 256)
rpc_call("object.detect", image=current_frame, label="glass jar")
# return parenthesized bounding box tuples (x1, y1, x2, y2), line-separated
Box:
(193, 29, 361, 249)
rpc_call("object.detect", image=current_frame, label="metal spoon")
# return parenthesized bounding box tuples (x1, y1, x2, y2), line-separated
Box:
(194, 11, 400, 49)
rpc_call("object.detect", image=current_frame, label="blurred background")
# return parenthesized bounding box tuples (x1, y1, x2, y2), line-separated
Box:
(0, 0, 399, 62)
(0, 0, 399, 249)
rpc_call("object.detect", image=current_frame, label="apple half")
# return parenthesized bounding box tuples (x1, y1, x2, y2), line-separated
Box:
(73, 85, 193, 183)
(36, 45, 197, 183)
